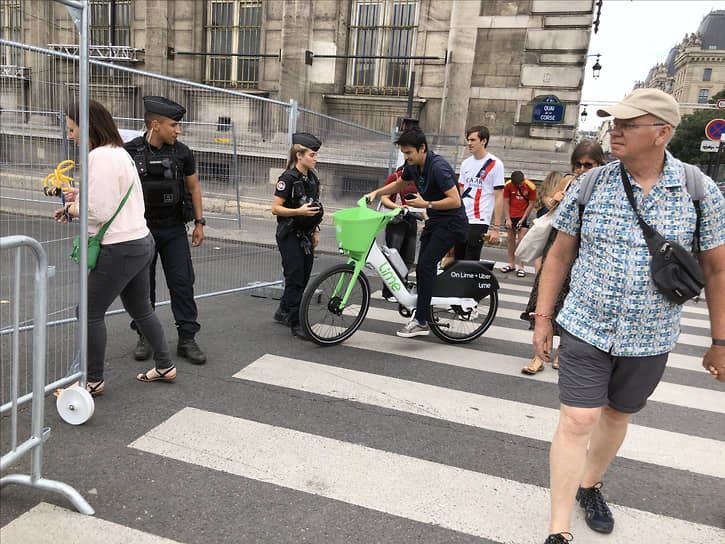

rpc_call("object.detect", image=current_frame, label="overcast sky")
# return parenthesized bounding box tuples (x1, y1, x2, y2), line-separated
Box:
(578, 0, 725, 131)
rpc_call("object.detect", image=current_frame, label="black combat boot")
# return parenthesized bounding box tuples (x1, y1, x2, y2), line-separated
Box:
(290, 322, 309, 341)
(177, 335, 207, 365)
(134, 335, 152, 361)
(273, 306, 290, 325)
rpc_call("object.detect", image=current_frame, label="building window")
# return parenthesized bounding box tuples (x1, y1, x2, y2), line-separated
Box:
(0, 0, 23, 67)
(89, 0, 132, 83)
(205, 0, 262, 88)
(698, 89, 709, 103)
(346, 0, 419, 96)
(703, 68, 712, 81)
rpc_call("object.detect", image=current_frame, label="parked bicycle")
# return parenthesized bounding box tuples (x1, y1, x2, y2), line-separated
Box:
(300, 197, 499, 345)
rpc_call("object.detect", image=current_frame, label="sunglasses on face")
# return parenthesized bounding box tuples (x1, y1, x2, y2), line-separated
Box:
(574, 161, 595, 169)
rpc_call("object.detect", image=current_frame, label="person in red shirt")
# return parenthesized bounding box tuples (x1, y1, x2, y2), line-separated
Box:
(501, 170, 536, 277)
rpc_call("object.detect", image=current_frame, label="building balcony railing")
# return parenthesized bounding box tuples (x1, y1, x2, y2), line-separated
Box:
(47, 44, 144, 63)
(0, 65, 31, 80)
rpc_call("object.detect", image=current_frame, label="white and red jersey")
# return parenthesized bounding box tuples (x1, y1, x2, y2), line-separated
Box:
(457, 151, 505, 225)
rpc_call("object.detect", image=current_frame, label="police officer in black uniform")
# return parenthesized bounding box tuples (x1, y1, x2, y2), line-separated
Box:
(125, 96, 207, 364)
(271, 132, 324, 338)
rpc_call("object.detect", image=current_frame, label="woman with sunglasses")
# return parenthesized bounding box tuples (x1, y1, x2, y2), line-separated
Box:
(520, 140, 606, 374)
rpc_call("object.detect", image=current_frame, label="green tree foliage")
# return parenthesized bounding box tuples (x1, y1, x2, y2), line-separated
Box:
(668, 89, 725, 163)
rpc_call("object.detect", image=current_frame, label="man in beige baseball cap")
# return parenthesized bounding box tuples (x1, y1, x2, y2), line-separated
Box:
(596, 87, 680, 127)
(534, 88, 725, 543)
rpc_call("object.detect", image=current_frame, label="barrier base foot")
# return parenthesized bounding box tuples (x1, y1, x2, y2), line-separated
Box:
(0, 474, 95, 515)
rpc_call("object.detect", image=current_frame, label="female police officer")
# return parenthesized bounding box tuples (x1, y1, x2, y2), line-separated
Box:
(271, 133, 324, 338)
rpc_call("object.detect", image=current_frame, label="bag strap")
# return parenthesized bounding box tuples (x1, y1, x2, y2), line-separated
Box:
(683, 163, 703, 253)
(577, 166, 605, 222)
(474, 158, 493, 180)
(618, 163, 664, 256)
(96, 182, 134, 239)
(515, 183, 527, 200)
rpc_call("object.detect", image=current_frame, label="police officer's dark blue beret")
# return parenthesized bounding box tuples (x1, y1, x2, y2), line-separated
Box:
(292, 132, 322, 151)
(143, 96, 186, 121)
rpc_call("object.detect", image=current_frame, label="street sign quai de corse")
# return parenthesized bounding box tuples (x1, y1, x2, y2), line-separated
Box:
(532, 95, 565, 124)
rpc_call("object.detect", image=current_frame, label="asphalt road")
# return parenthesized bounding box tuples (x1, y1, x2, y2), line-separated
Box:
(1, 212, 723, 543)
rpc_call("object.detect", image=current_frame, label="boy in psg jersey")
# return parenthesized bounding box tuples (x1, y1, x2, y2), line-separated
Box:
(455, 125, 505, 260)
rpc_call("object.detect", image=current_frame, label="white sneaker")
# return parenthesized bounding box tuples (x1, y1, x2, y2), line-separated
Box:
(459, 308, 480, 321)
(396, 320, 430, 338)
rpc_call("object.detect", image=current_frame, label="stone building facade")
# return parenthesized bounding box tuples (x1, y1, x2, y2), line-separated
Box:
(636, 10, 725, 116)
(2, 0, 599, 178)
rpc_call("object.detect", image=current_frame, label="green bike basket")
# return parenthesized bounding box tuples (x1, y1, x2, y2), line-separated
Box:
(333, 206, 386, 254)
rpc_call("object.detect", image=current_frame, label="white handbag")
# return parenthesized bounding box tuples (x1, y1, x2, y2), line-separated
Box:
(515, 211, 553, 263)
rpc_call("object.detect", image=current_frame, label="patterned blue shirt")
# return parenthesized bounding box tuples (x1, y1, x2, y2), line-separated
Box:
(552, 151, 725, 356)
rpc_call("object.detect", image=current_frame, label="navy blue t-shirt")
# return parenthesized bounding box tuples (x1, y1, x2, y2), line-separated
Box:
(401, 150, 467, 223)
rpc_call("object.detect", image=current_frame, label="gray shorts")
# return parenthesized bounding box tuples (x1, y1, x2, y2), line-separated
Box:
(557, 328, 668, 414)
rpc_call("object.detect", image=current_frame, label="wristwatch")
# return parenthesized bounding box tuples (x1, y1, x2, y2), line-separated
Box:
(194, 217, 206, 226)
(427, 201, 433, 209)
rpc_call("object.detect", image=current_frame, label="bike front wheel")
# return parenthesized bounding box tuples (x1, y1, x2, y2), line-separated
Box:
(429, 290, 498, 344)
(300, 264, 370, 346)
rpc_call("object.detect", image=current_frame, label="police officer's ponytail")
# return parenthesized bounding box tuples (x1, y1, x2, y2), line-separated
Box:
(287, 144, 309, 170)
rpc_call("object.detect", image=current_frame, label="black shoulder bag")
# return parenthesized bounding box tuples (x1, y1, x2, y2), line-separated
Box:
(619, 163, 704, 304)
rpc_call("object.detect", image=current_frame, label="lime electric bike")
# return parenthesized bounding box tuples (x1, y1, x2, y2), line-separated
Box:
(299, 197, 499, 346)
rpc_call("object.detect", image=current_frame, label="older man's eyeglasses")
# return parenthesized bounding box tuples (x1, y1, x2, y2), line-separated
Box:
(609, 122, 667, 132)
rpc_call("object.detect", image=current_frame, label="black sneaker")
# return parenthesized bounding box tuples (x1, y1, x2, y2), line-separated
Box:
(576, 482, 614, 533)
(177, 336, 207, 365)
(544, 533, 573, 543)
(134, 336, 152, 361)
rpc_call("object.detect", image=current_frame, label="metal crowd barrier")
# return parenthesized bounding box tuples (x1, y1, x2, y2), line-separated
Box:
(0, 235, 93, 515)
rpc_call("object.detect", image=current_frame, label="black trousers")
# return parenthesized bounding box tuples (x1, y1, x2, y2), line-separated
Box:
(132, 223, 200, 338)
(416, 218, 467, 324)
(382, 215, 418, 298)
(454, 223, 488, 261)
(277, 232, 314, 326)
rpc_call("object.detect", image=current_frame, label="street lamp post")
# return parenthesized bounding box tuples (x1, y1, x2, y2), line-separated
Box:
(588, 54, 602, 79)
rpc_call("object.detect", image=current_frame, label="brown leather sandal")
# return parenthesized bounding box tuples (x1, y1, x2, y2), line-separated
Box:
(522, 356, 545, 375)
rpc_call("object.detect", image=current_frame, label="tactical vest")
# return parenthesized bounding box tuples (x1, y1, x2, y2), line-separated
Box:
(287, 170, 323, 232)
(127, 137, 189, 226)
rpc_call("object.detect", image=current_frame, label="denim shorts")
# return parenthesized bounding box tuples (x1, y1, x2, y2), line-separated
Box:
(557, 328, 668, 414)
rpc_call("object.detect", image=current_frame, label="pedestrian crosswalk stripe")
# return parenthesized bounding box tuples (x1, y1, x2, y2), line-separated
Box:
(130, 407, 725, 544)
(487, 280, 532, 294)
(379, 281, 710, 317)
(342, 331, 722, 415)
(233, 355, 725, 478)
(363, 307, 715, 373)
(490, 306, 710, 335)
(0, 502, 181, 543)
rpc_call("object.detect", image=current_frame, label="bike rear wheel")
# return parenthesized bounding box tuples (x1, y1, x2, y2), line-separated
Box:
(429, 290, 498, 344)
(300, 264, 370, 346)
